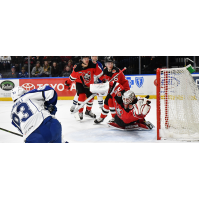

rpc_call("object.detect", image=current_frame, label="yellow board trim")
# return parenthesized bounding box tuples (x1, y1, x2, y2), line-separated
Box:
(0, 95, 157, 101)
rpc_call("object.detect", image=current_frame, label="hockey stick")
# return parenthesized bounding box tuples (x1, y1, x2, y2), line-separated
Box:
(0, 127, 23, 137)
(73, 67, 127, 114)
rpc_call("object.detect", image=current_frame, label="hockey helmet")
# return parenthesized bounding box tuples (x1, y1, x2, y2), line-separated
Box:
(81, 56, 90, 59)
(11, 86, 26, 101)
(104, 56, 114, 63)
(122, 90, 136, 106)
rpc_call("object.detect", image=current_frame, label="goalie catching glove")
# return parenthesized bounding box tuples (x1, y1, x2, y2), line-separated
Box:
(133, 97, 151, 118)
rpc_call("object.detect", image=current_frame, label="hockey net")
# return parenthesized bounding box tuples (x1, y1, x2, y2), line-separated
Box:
(156, 67, 199, 141)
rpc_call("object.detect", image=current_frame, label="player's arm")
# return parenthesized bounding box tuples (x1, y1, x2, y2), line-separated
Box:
(23, 85, 57, 106)
(119, 71, 130, 90)
(65, 67, 77, 89)
(94, 63, 103, 79)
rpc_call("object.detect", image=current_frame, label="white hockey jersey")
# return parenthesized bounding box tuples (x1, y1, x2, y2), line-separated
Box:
(11, 85, 57, 140)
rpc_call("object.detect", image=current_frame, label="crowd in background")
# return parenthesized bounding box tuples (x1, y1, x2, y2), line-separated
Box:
(0, 56, 199, 79)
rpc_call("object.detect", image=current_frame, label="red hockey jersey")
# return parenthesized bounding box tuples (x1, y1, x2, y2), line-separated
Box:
(68, 60, 103, 87)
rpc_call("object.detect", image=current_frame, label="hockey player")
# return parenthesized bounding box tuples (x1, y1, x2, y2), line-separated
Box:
(107, 81, 154, 130)
(94, 56, 130, 124)
(70, 56, 104, 112)
(65, 56, 103, 120)
(10, 85, 62, 143)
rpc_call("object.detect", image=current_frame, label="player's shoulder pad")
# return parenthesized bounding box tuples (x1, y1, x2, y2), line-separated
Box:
(112, 66, 120, 73)
(25, 85, 54, 96)
(88, 60, 97, 68)
(74, 63, 83, 72)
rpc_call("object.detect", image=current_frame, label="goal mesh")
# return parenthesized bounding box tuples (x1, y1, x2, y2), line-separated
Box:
(157, 67, 199, 140)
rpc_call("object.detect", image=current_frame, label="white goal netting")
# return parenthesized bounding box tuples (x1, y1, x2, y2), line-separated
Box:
(158, 67, 199, 140)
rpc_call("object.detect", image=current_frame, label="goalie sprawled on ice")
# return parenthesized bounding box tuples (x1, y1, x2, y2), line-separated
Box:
(92, 81, 154, 130)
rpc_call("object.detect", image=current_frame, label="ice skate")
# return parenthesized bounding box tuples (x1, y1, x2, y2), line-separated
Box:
(85, 109, 96, 118)
(94, 117, 104, 124)
(79, 112, 83, 120)
(70, 105, 76, 113)
(108, 117, 115, 123)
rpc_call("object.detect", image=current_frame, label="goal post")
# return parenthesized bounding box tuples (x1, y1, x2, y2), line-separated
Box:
(156, 67, 199, 141)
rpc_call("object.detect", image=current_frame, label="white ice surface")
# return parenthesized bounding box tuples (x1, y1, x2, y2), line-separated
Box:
(0, 99, 157, 143)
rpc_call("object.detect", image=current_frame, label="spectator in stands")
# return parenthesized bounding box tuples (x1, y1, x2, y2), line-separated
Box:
(11, 56, 23, 67)
(31, 61, 43, 77)
(24, 56, 35, 66)
(67, 59, 73, 70)
(61, 65, 72, 77)
(51, 62, 61, 77)
(35, 56, 44, 66)
(7, 66, 17, 78)
(0, 56, 11, 70)
(42, 60, 51, 77)
(0, 73, 3, 78)
(18, 67, 29, 78)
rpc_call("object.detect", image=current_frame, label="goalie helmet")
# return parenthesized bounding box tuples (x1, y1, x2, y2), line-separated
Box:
(11, 86, 26, 101)
(104, 56, 114, 63)
(122, 90, 136, 108)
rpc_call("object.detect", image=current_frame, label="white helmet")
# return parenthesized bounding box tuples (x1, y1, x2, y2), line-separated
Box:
(122, 90, 136, 106)
(11, 86, 26, 101)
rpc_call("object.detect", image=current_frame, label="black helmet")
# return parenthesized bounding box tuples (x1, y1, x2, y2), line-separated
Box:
(104, 56, 114, 63)
(81, 56, 90, 59)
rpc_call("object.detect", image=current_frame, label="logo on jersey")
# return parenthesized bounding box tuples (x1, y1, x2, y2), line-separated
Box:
(135, 77, 144, 88)
(22, 83, 35, 91)
(0, 80, 15, 91)
(129, 104, 133, 109)
(126, 77, 134, 88)
(112, 69, 116, 73)
(117, 92, 122, 97)
(116, 107, 123, 117)
(82, 72, 91, 84)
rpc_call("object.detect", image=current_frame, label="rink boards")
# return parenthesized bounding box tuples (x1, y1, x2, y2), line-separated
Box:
(0, 74, 199, 101)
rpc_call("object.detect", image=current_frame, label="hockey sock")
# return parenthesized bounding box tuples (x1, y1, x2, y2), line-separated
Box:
(97, 96, 103, 107)
(78, 93, 86, 113)
(108, 98, 116, 118)
(100, 104, 109, 118)
(73, 93, 78, 106)
(86, 98, 94, 111)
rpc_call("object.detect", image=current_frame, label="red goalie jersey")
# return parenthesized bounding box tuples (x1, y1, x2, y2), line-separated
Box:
(67, 60, 103, 87)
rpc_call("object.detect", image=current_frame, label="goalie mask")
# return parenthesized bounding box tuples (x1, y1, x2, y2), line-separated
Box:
(11, 86, 26, 101)
(122, 90, 136, 109)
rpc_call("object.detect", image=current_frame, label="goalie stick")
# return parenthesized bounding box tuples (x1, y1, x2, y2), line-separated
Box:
(0, 127, 23, 137)
(73, 67, 127, 114)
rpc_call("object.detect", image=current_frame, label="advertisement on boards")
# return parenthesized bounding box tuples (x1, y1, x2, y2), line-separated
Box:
(19, 78, 76, 98)
(0, 73, 199, 100)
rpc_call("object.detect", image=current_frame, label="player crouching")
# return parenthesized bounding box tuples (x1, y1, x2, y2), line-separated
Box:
(106, 81, 154, 130)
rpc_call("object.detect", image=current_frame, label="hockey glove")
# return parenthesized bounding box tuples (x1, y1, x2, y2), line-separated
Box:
(65, 79, 71, 90)
(133, 97, 151, 118)
(109, 81, 124, 98)
(45, 103, 57, 115)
